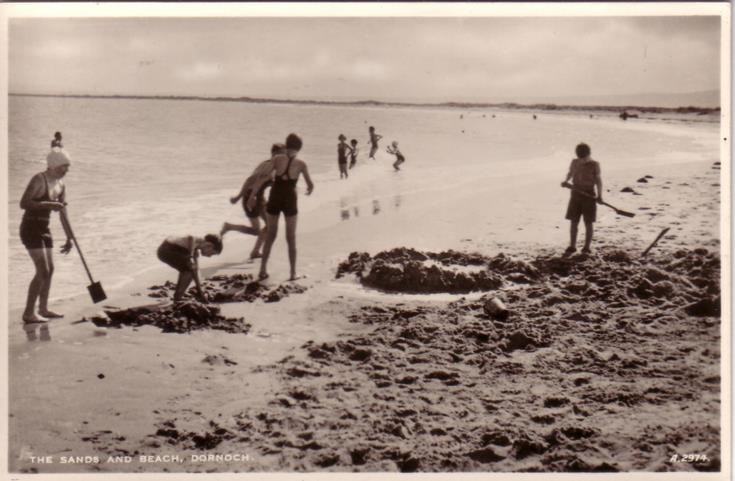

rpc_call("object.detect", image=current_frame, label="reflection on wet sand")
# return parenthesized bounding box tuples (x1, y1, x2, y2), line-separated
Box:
(23, 322, 51, 342)
(340, 195, 403, 221)
(373, 200, 381, 215)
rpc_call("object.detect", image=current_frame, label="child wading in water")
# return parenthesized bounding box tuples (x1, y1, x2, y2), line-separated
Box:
(561, 142, 602, 256)
(349, 139, 359, 169)
(157, 234, 223, 302)
(386, 141, 405, 171)
(337, 134, 352, 179)
(368, 126, 382, 159)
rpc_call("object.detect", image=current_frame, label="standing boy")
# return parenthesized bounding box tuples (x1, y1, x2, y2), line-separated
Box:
(561, 142, 602, 256)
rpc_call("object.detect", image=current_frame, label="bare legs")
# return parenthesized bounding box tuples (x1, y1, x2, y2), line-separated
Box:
(259, 213, 299, 281)
(258, 213, 279, 280)
(583, 222, 593, 252)
(284, 215, 298, 280)
(24, 248, 60, 322)
(249, 216, 267, 259)
(568, 220, 579, 251)
(221, 215, 266, 259)
(568, 220, 593, 254)
(174, 270, 194, 301)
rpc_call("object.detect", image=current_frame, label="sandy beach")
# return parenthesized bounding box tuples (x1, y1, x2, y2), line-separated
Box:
(7, 108, 725, 475)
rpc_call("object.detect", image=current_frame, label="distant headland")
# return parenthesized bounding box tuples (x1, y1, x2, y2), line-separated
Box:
(9, 92, 720, 116)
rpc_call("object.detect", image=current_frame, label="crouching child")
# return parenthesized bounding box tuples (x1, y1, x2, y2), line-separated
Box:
(157, 234, 223, 302)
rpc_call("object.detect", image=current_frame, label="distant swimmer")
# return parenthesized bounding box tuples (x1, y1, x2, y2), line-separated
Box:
(51, 132, 63, 148)
(533, 114, 537, 120)
(561, 142, 602, 256)
(337, 134, 352, 179)
(349, 139, 359, 169)
(619, 111, 638, 121)
(222, 143, 286, 260)
(157, 234, 223, 302)
(259, 133, 314, 281)
(19, 148, 74, 323)
(386, 141, 405, 171)
(368, 126, 382, 160)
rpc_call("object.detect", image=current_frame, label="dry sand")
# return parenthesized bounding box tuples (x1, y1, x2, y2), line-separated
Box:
(7, 152, 725, 475)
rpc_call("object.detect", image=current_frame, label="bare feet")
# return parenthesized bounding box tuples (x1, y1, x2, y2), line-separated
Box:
(258, 272, 269, 281)
(249, 252, 262, 260)
(220, 222, 231, 237)
(39, 310, 63, 319)
(22, 313, 47, 324)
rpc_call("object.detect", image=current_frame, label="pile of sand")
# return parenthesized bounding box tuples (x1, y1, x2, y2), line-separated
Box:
(156, 245, 720, 472)
(90, 301, 251, 334)
(148, 275, 308, 304)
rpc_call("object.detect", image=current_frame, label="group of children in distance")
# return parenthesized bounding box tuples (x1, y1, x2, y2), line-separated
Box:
(336, 126, 406, 178)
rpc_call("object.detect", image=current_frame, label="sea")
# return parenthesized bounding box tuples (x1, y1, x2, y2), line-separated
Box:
(7, 95, 720, 308)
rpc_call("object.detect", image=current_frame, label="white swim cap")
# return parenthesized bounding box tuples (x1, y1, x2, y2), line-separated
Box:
(47, 148, 71, 169)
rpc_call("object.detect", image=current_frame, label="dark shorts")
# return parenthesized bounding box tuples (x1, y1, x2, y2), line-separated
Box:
(242, 188, 266, 219)
(20, 217, 53, 249)
(266, 188, 298, 217)
(565, 189, 597, 223)
(157, 241, 192, 273)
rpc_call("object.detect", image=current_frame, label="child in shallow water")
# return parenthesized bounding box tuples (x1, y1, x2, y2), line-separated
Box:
(157, 234, 223, 302)
(386, 141, 405, 171)
(349, 139, 359, 169)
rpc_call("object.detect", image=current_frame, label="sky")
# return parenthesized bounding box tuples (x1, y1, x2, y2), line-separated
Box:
(7, 14, 723, 104)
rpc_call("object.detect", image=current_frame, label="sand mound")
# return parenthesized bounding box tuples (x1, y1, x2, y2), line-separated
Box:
(93, 301, 251, 334)
(148, 274, 308, 304)
(336, 248, 542, 293)
(168, 245, 719, 471)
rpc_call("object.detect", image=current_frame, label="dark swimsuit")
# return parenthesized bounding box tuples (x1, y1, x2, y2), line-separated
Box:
(242, 180, 272, 218)
(20, 173, 57, 249)
(157, 241, 193, 273)
(338, 144, 348, 165)
(266, 156, 299, 217)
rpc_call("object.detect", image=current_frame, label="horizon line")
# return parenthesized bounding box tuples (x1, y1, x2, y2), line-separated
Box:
(8, 92, 721, 113)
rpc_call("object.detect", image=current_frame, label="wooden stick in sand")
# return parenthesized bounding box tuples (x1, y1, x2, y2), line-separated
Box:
(641, 227, 671, 257)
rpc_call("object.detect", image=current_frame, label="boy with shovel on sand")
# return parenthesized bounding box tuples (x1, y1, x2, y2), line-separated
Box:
(561, 142, 602, 256)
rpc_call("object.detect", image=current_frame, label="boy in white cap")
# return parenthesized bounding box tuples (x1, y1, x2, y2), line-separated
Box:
(386, 141, 405, 171)
(19, 148, 74, 323)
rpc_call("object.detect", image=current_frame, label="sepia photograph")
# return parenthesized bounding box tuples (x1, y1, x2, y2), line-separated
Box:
(1, 2, 730, 479)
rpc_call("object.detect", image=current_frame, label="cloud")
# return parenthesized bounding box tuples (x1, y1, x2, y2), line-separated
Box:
(349, 59, 389, 80)
(176, 62, 223, 81)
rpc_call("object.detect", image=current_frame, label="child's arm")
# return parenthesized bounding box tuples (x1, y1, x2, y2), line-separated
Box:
(231, 180, 249, 204)
(187, 237, 206, 301)
(58, 208, 74, 254)
(301, 162, 315, 195)
(191, 257, 206, 301)
(594, 163, 603, 202)
(57, 185, 73, 254)
(561, 159, 575, 187)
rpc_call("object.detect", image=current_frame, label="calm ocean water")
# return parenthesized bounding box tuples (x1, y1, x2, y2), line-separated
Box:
(7, 96, 719, 307)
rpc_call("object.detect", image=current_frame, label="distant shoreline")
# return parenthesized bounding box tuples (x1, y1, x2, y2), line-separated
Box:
(9, 92, 720, 116)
